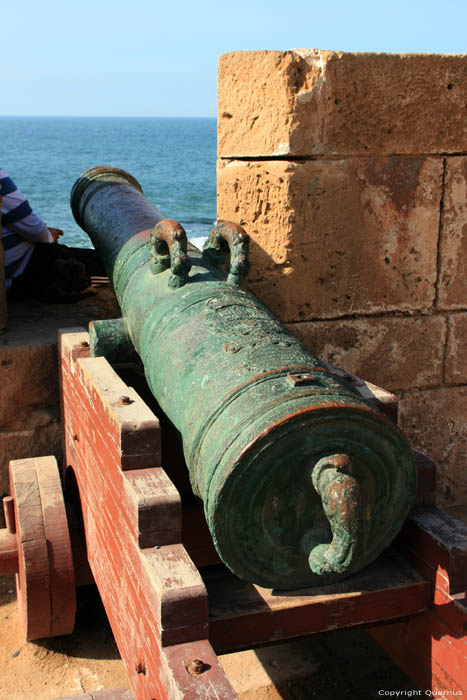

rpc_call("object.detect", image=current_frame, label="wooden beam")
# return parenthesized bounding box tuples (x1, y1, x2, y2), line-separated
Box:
(205, 550, 431, 653)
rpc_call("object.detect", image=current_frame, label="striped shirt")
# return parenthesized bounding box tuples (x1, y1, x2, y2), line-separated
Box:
(1, 168, 53, 290)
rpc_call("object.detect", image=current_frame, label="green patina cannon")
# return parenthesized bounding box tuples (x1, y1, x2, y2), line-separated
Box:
(71, 166, 416, 590)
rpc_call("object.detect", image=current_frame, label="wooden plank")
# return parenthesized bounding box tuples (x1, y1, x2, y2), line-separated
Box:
(68, 404, 206, 639)
(9, 457, 75, 639)
(10, 459, 46, 542)
(60, 332, 237, 700)
(66, 365, 150, 472)
(406, 608, 467, 682)
(58, 328, 91, 362)
(9, 458, 51, 640)
(60, 331, 161, 471)
(62, 370, 178, 549)
(142, 546, 208, 635)
(61, 335, 186, 700)
(321, 359, 398, 423)
(58, 329, 92, 481)
(395, 505, 467, 595)
(434, 586, 467, 638)
(368, 598, 467, 693)
(82, 481, 223, 692)
(79, 356, 161, 469)
(34, 456, 76, 637)
(204, 550, 432, 653)
(63, 366, 210, 556)
(413, 450, 436, 506)
(19, 538, 51, 639)
(367, 548, 467, 695)
(164, 639, 240, 700)
(125, 468, 181, 547)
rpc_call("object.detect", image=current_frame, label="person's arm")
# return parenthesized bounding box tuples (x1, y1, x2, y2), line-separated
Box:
(1, 172, 54, 243)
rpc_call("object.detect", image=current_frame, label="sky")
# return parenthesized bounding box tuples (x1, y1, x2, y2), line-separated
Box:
(2, 0, 466, 117)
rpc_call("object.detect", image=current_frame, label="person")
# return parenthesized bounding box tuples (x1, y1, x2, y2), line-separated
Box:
(1, 168, 105, 301)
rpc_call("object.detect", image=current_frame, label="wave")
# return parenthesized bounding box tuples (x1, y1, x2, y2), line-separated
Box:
(180, 218, 215, 225)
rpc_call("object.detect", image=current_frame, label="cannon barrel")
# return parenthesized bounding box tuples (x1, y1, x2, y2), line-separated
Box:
(71, 166, 416, 589)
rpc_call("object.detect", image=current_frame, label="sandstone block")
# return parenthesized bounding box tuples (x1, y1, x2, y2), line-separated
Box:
(0, 234, 6, 332)
(0, 285, 121, 429)
(0, 421, 61, 496)
(437, 157, 467, 310)
(0, 286, 121, 494)
(0, 193, 5, 332)
(218, 158, 442, 321)
(287, 315, 446, 392)
(0, 343, 59, 429)
(399, 387, 467, 508)
(218, 51, 467, 157)
(445, 313, 467, 384)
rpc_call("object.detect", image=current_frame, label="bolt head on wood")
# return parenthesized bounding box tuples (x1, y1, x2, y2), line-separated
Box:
(187, 659, 205, 675)
(118, 395, 134, 406)
(135, 660, 146, 675)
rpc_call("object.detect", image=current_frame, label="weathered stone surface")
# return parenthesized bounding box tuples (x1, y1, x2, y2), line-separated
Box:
(0, 193, 5, 331)
(0, 230, 6, 332)
(445, 313, 467, 384)
(0, 284, 121, 429)
(5, 284, 120, 332)
(288, 315, 446, 392)
(218, 53, 467, 512)
(0, 343, 59, 429)
(218, 51, 467, 157)
(0, 422, 61, 496)
(399, 387, 467, 507)
(437, 156, 467, 310)
(218, 157, 442, 321)
(0, 284, 121, 495)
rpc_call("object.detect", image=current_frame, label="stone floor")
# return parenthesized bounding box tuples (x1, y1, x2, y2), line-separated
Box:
(1, 280, 120, 349)
(0, 574, 421, 700)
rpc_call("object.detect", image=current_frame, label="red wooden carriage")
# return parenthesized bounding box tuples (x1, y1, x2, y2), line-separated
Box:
(0, 328, 465, 699)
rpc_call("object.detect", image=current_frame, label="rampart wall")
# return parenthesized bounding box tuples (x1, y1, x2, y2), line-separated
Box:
(0, 292, 120, 498)
(217, 50, 467, 508)
(0, 194, 6, 330)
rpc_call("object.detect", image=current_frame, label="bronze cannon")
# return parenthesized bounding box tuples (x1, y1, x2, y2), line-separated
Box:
(71, 166, 416, 590)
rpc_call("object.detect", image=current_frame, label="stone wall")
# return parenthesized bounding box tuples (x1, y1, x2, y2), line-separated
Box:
(217, 50, 467, 508)
(0, 288, 120, 498)
(0, 193, 7, 331)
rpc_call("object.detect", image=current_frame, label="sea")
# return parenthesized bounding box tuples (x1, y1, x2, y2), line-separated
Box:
(0, 116, 217, 250)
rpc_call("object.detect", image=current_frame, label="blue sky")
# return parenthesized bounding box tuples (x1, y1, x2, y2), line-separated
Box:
(3, 0, 466, 117)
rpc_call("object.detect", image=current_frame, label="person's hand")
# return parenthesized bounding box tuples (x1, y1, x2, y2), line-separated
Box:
(48, 227, 64, 242)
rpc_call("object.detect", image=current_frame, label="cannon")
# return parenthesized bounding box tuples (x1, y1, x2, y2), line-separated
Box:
(70, 166, 417, 590)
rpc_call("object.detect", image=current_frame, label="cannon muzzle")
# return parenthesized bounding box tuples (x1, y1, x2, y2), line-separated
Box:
(71, 166, 416, 589)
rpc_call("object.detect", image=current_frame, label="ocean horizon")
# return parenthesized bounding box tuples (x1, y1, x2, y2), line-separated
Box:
(0, 116, 217, 249)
